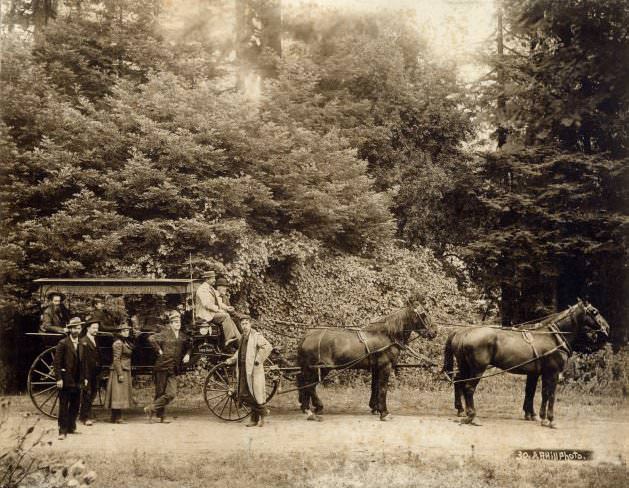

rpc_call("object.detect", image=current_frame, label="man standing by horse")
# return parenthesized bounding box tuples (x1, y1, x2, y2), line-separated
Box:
(226, 314, 273, 427)
(195, 270, 240, 347)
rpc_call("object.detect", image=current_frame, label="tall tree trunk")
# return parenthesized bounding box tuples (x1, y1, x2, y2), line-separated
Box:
(496, 0, 508, 149)
(235, 0, 282, 91)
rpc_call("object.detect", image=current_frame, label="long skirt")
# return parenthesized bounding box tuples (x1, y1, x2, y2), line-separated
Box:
(104, 369, 133, 409)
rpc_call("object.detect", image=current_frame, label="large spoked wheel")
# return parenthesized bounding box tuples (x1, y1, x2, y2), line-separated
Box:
(204, 361, 280, 421)
(204, 362, 249, 421)
(28, 347, 59, 419)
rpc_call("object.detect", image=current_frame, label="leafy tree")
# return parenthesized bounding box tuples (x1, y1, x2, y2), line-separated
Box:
(461, 0, 628, 343)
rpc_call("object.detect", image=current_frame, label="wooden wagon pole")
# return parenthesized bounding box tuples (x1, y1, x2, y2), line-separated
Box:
(189, 253, 196, 325)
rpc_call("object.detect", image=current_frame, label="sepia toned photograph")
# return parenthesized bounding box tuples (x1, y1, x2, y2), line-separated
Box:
(0, 1, 627, 487)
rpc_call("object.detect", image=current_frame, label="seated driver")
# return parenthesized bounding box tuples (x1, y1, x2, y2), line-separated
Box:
(195, 270, 241, 347)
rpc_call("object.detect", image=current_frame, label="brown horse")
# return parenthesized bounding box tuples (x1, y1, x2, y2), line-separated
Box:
(442, 300, 610, 427)
(297, 300, 437, 421)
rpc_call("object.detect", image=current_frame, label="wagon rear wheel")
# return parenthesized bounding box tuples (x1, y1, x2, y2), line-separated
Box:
(204, 360, 281, 421)
(204, 363, 250, 421)
(28, 347, 59, 419)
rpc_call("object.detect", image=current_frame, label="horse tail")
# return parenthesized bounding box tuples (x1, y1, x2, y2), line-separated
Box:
(442, 331, 457, 381)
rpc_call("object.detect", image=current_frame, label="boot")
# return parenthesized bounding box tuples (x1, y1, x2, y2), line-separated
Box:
(246, 412, 259, 427)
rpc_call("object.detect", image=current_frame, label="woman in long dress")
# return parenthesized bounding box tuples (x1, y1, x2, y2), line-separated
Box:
(104, 323, 134, 423)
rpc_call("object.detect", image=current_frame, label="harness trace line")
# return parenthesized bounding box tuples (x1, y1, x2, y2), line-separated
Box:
(443, 307, 578, 384)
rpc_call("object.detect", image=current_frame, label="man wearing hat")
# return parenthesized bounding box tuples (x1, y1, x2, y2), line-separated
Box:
(40, 292, 70, 333)
(78, 318, 101, 426)
(144, 311, 191, 423)
(53, 317, 84, 439)
(215, 276, 236, 314)
(226, 314, 273, 427)
(88, 297, 116, 333)
(195, 270, 240, 347)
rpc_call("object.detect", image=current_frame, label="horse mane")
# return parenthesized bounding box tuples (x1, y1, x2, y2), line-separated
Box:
(364, 307, 414, 336)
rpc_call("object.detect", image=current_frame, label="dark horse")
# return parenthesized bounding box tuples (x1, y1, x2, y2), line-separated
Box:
(297, 299, 437, 421)
(442, 300, 609, 427)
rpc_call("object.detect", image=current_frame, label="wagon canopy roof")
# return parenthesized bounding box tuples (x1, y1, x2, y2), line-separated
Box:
(34, 278, 201, 296)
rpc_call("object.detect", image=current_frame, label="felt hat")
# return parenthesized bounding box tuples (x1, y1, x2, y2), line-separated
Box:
(215, 277, 229, 287)
(47, 291, 66, 301)
(201, 270, 216, 279)
(85, 316, 101, 327)
(67, 317, 85, 329)
(112, 323, 131, 332)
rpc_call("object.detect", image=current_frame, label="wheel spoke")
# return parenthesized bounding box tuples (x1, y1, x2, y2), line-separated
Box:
(31, 381, 57, 386)
(33, 384, 57, 397)
(38, 388, 57, 408)
(205, 392, 230, 402)
(218, 395, 229, 418)
(49, 392, 59, 416)
(40, 357, 52, 371)
(33, 369, 56, 381)
(207, 393, 229, 409)
(214, 368, 227, 384)
(228, 398, 233, 419)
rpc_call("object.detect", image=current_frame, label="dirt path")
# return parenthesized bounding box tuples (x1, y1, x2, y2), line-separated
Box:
(6, 405, 627, 465)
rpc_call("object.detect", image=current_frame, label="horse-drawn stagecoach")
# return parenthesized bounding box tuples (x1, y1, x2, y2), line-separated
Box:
(27, 277, 280, 422)
(26, 276, 611, 427)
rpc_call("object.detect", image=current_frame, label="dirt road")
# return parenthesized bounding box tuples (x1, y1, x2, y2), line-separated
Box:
(6, 404, 627, 465)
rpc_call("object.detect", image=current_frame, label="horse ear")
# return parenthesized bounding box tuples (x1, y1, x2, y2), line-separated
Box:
(577, 297, 583, 305)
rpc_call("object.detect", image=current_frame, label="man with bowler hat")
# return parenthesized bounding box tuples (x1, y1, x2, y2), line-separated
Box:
(53, 317, 84, 439)
(78, 318, 101, 426)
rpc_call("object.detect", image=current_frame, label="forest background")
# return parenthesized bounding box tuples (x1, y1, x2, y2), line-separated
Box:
(0, 0, 627, 392)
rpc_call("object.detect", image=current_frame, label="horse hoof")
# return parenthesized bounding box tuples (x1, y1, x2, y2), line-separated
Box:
(371, 409, 379, 415)
(306, 413, 322, 422)
(457, 410, 465, 418)
(541, 419, 549, 427)
(380, 413, 392, 422)
(525, 414, 538, 421)
(313, 407, 323, 415)
(470, 418, 482, 426)
(548, 421, 557, 429)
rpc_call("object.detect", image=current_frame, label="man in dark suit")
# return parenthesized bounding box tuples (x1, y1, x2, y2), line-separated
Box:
(144, 311, 191, 423)
(79, 319, 101, 426)
(53, 317, 83, 439)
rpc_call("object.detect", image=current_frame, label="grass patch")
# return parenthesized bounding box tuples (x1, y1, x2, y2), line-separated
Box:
(85, 450, 627, 488)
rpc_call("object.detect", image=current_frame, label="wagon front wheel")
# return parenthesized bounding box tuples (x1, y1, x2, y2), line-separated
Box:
(28, 347, 59, 419)
(204, 363, 250, 421)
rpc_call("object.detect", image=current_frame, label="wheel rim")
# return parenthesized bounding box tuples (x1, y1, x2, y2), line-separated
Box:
(28, 347, 59, 419)
(204, 363, 250, 421)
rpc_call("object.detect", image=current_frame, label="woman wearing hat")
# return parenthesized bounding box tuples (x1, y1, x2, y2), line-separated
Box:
(104, 323, 134, 423)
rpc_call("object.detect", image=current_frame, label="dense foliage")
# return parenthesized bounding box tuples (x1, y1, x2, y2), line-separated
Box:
(459, 0, 629, 339)
(0, 0, 627, 391)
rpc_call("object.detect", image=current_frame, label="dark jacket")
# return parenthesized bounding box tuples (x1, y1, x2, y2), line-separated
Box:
(79, 335, 101, 385)
(111, 339, 133, 377)
(89, 309, 117, 333)
(53, 336, 81, 389)
(148, 328, 191, 374)
(41, 304, 70, 333)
